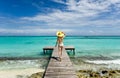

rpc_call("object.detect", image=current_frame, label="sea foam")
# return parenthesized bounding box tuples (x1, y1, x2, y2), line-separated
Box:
(86, 59, 120, 65)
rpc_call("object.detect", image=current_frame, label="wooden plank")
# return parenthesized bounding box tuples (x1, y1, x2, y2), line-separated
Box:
(43, 46, 74, 50)
(43, 46, 75, 54)
(43, 47, 77, 78)
(44, 75, 77, 78)
(43, 46, 54, 50)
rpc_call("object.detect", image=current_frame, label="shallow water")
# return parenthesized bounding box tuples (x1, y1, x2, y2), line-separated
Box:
(0, 36, 120, 65)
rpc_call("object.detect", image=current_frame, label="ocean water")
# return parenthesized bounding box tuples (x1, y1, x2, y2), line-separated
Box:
(0, 36, 120, 65)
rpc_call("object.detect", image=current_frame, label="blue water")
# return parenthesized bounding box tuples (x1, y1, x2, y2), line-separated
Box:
(0, 36, 120, 59)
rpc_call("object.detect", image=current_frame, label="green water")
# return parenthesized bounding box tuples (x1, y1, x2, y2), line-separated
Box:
(0, 36, 120, 70)
(0, 36, 120, 59)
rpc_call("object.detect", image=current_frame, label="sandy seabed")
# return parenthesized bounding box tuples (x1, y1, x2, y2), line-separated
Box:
(0, 68, 44, 78)
(0, 57, 120, 78)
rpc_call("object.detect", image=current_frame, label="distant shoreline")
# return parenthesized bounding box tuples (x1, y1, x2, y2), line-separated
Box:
(0, 35, 120, 37)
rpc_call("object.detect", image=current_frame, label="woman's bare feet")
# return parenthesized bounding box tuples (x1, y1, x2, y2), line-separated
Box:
(59, 57, 62, 62)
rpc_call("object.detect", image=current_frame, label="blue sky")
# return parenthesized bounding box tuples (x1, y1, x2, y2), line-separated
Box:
(0, 0, 120, 36)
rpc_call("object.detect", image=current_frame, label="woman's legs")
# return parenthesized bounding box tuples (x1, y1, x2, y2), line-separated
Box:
(60, 46, 63, 57)
(58, 46, 63, 61)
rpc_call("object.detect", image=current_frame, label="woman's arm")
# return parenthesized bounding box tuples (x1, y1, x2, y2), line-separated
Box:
(55, 37, 58, 47)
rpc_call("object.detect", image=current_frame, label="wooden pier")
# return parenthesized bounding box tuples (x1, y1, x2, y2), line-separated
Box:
(43, 47, 77, 78)
(43, 46, 75, 55)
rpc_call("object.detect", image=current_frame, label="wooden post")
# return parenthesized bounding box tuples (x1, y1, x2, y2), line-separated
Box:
(43, 49, 45, 54)
(73, 49, 75, 55)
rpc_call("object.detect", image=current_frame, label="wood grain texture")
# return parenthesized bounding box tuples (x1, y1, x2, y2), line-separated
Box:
(44, 47, 77, 78)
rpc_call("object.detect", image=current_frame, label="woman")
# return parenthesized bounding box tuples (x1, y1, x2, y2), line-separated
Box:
(56, 31, 65, 61)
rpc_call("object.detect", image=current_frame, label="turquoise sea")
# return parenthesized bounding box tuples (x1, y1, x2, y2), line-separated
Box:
(0, 36, 120, 66)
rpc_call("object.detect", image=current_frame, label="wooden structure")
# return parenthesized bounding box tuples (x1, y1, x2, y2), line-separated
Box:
(43, 46, 75, 55)
(43, 47, 77, 78)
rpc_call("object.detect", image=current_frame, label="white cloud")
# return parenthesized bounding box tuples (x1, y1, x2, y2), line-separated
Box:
(21, 0, 120, 27)
(1, 0, 120, 35)
(0, 28, 74, 35)
(52, 0, 66, 4)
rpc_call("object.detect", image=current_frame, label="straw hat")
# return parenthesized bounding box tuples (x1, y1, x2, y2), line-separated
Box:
(56, 31, 65, 37)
